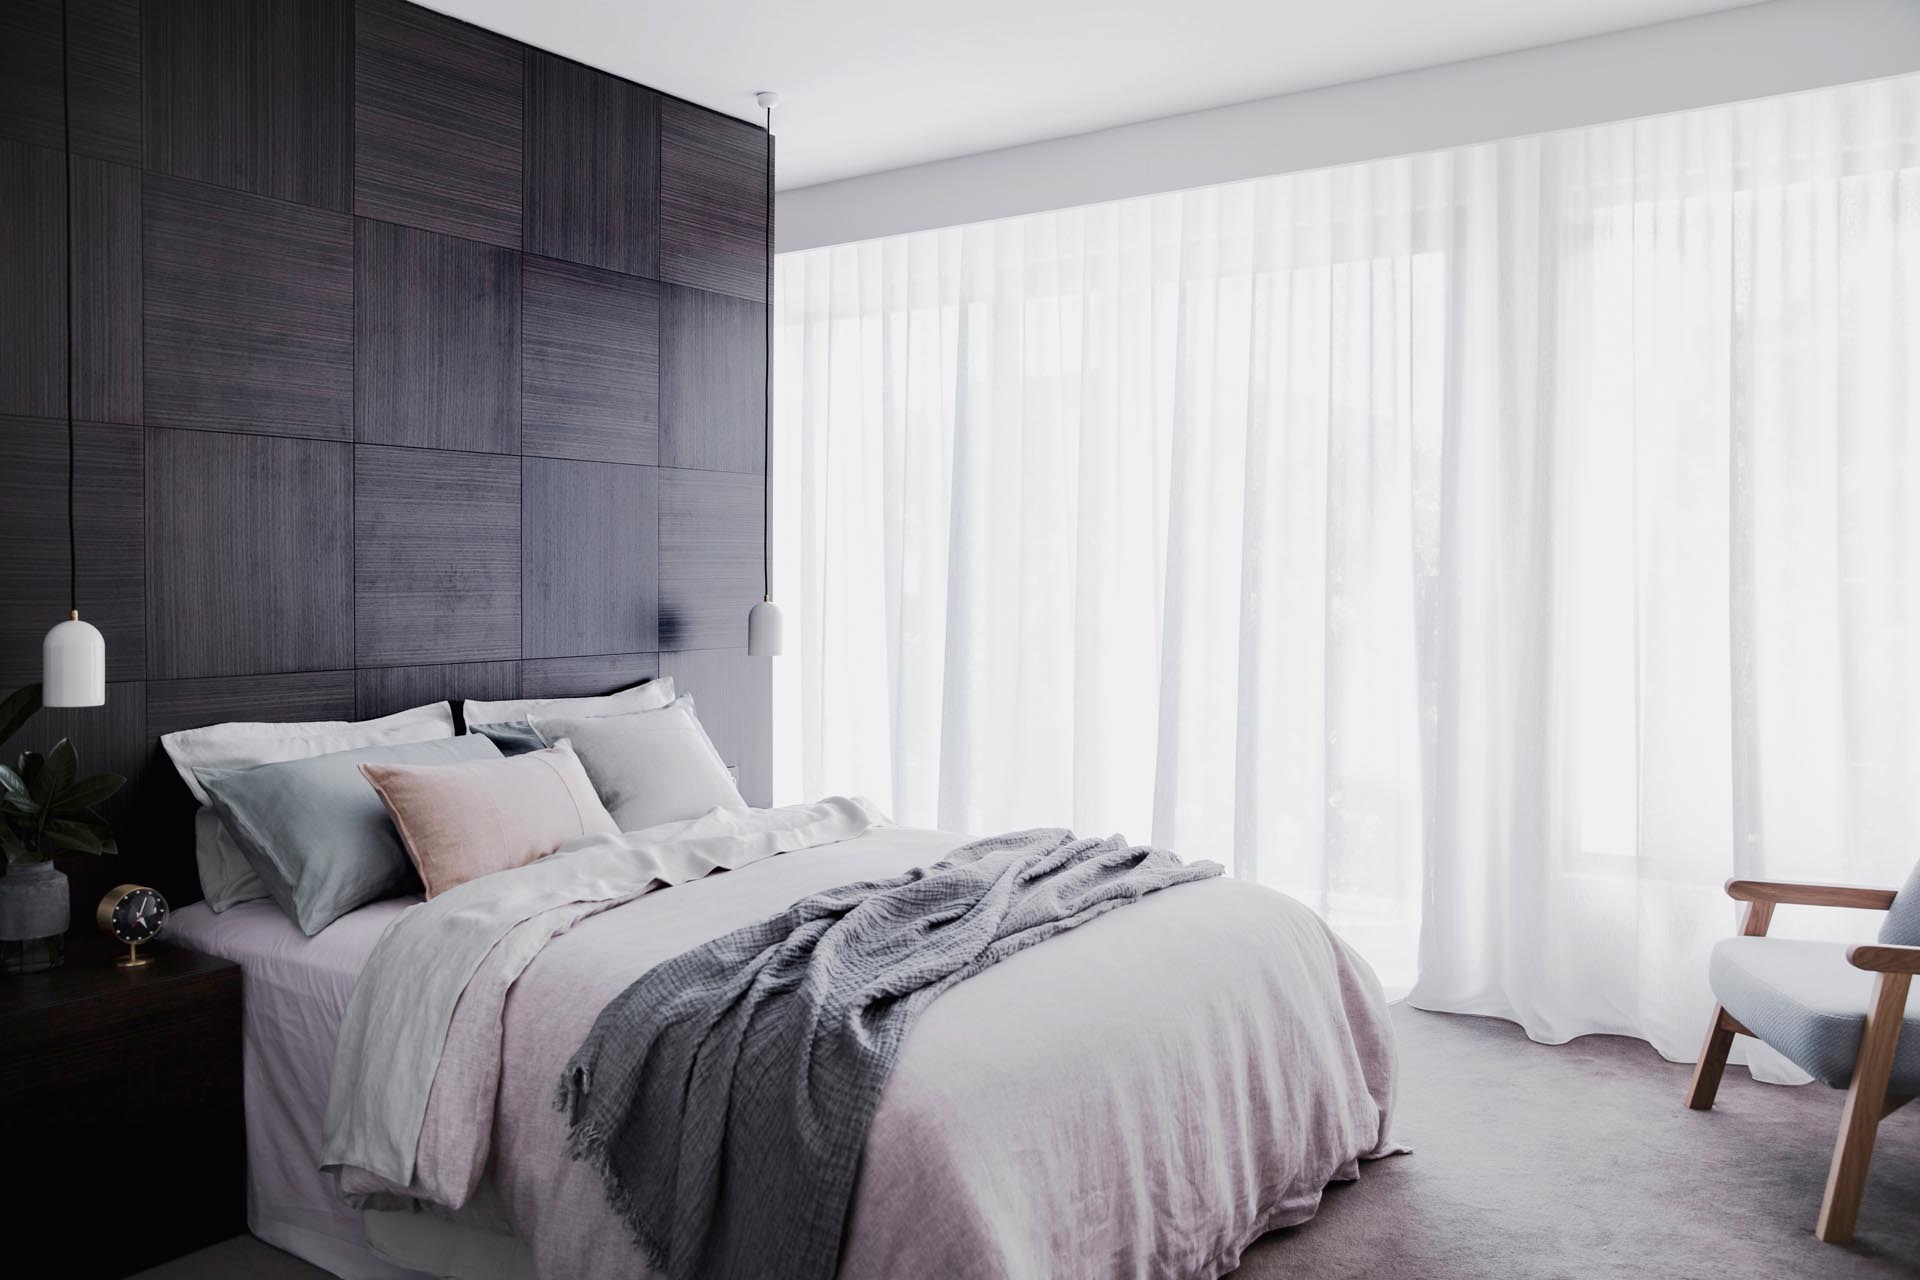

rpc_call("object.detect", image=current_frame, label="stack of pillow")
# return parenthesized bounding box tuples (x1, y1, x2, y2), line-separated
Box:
(161, 677, 748, 935)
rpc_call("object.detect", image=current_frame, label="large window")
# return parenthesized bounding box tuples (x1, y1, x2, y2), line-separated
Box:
(772, 74, 1920, 1068)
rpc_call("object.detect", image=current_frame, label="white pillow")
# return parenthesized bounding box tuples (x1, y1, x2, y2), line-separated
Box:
(463, 676, 674, 728)
(161, 702, 456, 911)
(528, 697, 745, 833)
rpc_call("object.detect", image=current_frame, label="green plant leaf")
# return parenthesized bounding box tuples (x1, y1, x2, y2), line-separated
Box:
(42, 818, 107, 855)
(0, 762, 27, 796)
(52, 772, 125, 813)
(18, 751, 43, 791)
(0, 683, 40, 753)
(42, 739, 77, 800)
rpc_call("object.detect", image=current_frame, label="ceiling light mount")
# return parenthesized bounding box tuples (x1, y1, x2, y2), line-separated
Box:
(755, 90, 781, 112)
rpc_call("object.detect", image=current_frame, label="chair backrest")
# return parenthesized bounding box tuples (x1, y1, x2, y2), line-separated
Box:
(1879, 858, 1920, 945)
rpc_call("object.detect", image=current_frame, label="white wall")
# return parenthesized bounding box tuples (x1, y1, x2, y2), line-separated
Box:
(780, 0, 1920, 251)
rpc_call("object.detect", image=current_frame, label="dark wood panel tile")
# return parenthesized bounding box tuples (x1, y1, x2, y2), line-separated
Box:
(0, 418, 145, 686)
(356, 220, 521, 453)
(0, 149, 140, 425)
(356, 661, 520, 721)
(143, 174, 354, 438)
(0, 140, 64, 418)
(0, 0, 142, 164)
(660, 648, 770, 804)
(660, 285, 765, 473)
(354, 0, 524, 249)
(143, 0, 352, 210)
(658, 468, 761, 652)
(354, 445, 521, 665)
(522, 458, 658, 658)
(524, 51, 659, 278)
(146, 671, 358, 737)
(71, 158, 140, 426)
(523, 257, 658, 465)
(146, 429, 353, 678)
(659, 101, 767, 302)
(519, 653, 660, 701)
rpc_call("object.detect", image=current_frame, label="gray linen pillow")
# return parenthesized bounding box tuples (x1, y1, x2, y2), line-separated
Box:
(196, 735, 502, 936)
(528, 699, 745, 833)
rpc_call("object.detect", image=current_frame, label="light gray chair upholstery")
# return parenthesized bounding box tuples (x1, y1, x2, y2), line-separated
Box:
(1878, 857, 1920, 946)
(1709, 937, 1920, 1092)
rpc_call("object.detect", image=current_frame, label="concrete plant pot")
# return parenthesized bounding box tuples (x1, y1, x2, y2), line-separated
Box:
(0, 862, 70, 973)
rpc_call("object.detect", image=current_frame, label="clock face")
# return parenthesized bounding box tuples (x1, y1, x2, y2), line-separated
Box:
(108, 887, 168, 944)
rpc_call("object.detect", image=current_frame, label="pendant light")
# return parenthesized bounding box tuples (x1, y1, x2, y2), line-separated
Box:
(42, 0, 106, 708)
(746, 91, 784, 658)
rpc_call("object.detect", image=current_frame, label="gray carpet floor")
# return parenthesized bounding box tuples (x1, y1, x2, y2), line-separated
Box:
(135, 1005, 1920, 1279)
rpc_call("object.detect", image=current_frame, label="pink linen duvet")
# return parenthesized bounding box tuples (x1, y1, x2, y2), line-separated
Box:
(325, 804, 1401, 1279)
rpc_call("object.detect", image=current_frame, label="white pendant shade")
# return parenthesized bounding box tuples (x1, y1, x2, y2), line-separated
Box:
(747, 598, 784, 657)
(43, 612, 105, 707)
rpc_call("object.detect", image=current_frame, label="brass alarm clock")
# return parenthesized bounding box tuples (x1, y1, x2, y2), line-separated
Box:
(97, 884, 169, 968)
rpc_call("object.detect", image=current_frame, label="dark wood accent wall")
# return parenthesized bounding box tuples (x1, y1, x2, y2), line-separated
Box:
(0, 0, 773, 909)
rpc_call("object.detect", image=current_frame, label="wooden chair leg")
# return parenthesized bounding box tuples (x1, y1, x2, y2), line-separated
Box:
(1687, 1006, 1739, 1111)
(1816, 971, 1911, 1245)
(1685, 892, 1772, 1114)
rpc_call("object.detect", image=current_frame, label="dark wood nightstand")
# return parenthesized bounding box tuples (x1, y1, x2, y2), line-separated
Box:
(0, 940, 244, 1278)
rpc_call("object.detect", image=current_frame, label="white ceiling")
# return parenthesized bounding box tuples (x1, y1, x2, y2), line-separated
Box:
(424, 0, 1768, 190)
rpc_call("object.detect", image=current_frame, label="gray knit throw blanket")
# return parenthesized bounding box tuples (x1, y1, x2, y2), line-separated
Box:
(555, 827, 1222, 1280)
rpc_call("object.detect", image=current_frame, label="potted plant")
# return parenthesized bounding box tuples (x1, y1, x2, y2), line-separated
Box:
(0, 684, 126, 973)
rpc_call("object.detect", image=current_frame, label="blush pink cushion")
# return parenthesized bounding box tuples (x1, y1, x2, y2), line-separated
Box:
(359, 740, 618, 898)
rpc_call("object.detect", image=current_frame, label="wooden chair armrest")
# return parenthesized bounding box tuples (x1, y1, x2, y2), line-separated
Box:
(1849, 944, 1920, 975)
(1724, 879, 1897, 911)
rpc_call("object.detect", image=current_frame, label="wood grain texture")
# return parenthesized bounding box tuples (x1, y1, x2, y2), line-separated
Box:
(143, 0, 352, 210)
(0, 947, 244, 1277)
(146, 428, 354, 678)
(354, 445, 521, 665)
(1817, 967, 1911, 1244)
(0, 140, 64, 418)
(658, 467, 761, 651)
(356, 219, 522, 453)
(354, 0, 524, 248)
(660, 284, 766, 473)
(1848, 944, 1920, 975)
(661, 648, 771, 805)
(356, 660, 521, 721)
(523, 256, 659, 465)
(1723, 879, 1898, 911)
(0, 418, 145, 685)
(71, 157, 141, 425)
(520, 652, 661, 700)
(0, 0, 142, 164)
(144, 173, 355, 437)
(524, 50, 660, 279)
(145, 670, 358, 737)
(659, 100, 767, 302)
(521, 457, 658, 658)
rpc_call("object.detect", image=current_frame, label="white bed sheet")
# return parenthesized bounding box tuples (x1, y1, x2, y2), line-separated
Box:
(171, 897, 422, 1279)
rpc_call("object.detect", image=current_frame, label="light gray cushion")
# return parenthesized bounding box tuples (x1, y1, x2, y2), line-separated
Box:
(529, 699, 744, 833)
(1878, 859, 1920, 946)
(1709, 937, 1920, 1093)
(197, 735, 502, 936)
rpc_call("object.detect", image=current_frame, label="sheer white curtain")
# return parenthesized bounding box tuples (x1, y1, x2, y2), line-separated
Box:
(771, 74, 1920, 1069)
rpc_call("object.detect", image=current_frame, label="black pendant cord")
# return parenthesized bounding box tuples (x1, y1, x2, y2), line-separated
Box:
(60, 0, 77, 618)
(762, 104, 774, 601)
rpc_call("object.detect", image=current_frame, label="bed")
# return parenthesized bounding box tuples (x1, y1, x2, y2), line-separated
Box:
(157, 689, 1401, 1280)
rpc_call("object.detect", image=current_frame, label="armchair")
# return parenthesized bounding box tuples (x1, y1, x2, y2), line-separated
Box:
(1686, 869, 1920, 1245)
